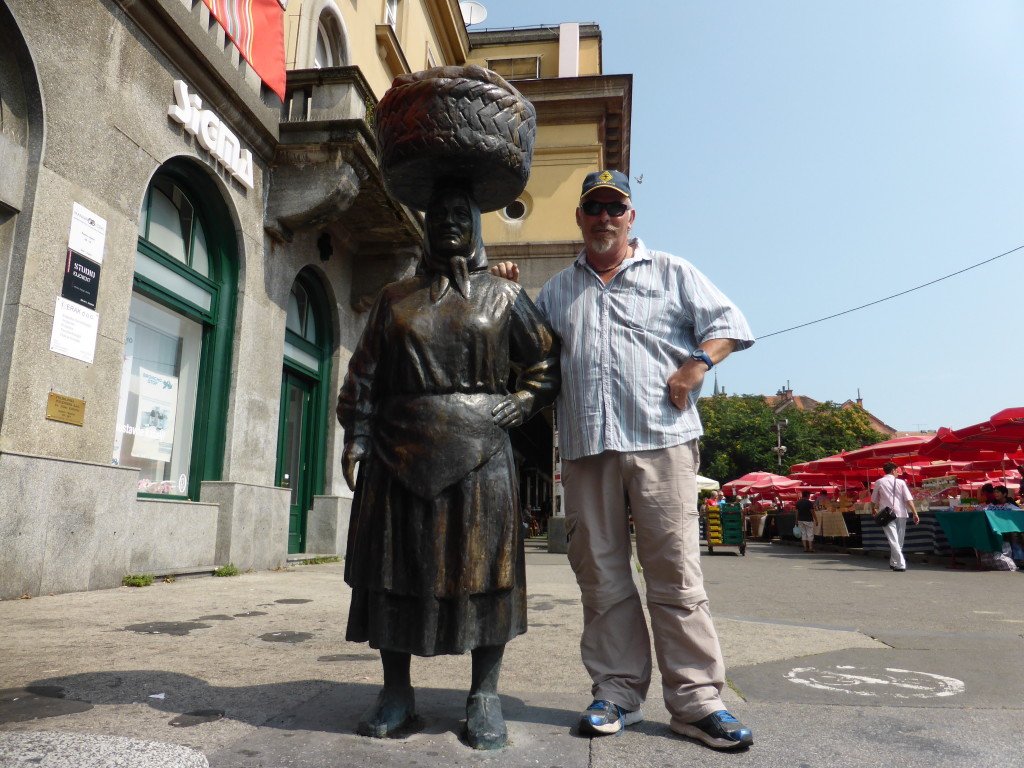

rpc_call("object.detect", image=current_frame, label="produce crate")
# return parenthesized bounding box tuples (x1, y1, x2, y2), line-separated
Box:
(704, 508, 746, 555)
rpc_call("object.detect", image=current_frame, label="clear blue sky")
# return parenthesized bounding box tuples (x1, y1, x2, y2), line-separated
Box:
(472, 1, 1023, 433)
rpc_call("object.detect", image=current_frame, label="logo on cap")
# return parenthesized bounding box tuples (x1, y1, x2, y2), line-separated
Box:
(599, 171, 613, 183)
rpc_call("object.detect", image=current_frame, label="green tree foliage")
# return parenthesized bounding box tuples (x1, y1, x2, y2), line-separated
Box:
(697, 393, 888, 483)
(697, 394, 777, 481)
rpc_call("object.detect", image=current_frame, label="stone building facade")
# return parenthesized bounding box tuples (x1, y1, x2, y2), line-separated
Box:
(0, 0, 630, 598)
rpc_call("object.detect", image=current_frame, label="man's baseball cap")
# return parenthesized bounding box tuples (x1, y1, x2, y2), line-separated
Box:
(580, 169, 631, 200)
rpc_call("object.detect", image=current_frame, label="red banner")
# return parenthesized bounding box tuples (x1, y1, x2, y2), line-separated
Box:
(202, 0, 286, 100)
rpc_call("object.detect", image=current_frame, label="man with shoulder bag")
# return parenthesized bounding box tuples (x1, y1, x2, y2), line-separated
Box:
(871, 462, 919, 571)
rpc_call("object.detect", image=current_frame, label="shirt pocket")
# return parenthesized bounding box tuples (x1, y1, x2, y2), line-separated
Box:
(622, 288, 666, 330)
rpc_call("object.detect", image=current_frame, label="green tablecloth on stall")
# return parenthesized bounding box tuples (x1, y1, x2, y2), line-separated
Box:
(933, 508, 1024, 552)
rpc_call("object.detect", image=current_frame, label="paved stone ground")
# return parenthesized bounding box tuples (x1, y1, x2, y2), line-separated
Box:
(1, 540, 1021, 767)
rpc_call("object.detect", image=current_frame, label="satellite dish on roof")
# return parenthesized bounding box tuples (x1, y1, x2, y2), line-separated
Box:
(459, 1, 487, 26)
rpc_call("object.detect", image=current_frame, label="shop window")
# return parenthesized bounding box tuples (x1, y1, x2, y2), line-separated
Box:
(113, 294, 202, 495)
(113, 163, 236, 499)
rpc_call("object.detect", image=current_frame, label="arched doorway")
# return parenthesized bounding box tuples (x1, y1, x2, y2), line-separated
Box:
(276, 268, 333, 553)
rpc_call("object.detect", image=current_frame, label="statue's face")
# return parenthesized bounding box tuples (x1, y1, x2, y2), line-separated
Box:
(426, 189, 476, 256)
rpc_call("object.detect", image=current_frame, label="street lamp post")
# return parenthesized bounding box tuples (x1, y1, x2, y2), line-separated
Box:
(771, 418, 788, 470)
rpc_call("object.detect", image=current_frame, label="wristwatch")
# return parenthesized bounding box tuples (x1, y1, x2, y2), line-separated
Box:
(690, 348, 714, 370)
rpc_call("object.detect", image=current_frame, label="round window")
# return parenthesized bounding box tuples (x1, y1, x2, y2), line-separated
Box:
(503, 199, 527, 220)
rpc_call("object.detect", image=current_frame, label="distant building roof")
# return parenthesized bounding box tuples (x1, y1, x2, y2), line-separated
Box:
(767, 387, 897, 437)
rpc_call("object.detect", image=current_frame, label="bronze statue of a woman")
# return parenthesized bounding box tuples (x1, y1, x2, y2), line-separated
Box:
(337, 87, 558, 744)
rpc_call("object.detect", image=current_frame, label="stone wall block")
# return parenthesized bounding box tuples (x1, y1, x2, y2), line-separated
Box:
(304, 495, 350, 556)
(128, 499, 219, 574)
(203, 481, 289, 571)
(0, 452, 138, 598)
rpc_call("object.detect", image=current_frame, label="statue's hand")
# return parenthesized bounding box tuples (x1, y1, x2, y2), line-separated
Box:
(492, 394, 526, 429)
(488, 261, 520, 283)
(342, 437, 370, 491)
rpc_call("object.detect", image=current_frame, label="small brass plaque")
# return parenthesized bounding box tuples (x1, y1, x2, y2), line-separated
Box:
(46, 392, 86, 426)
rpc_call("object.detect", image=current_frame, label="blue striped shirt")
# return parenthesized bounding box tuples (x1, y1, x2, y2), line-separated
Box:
(536, 239, 755, 461)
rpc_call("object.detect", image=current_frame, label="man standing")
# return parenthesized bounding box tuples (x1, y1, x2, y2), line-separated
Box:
(500, 169, 755, 749)
(796, 490, 817, 552)
(871, 462, 919, 571)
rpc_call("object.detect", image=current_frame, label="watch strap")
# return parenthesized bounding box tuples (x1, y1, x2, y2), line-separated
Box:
(691, 349, 713, 370)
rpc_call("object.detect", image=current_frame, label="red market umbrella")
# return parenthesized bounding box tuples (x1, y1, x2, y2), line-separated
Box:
(959, 472, 1021, 493)
(900, 461, 971, 480)
(797, 453, 848, 472)
(921, 430, 1017, 461)
(922, 409, 1024, 459)
(843, 435, 933, 467)
(746, 475, 804, 494)
(962, 452, 1024, 473)
(721, 471, 776, 495)
(777, 483, 839, 498)
(787, 472, 836, 484)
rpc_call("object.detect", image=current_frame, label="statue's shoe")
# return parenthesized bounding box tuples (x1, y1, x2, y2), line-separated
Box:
(356, 685, 416, 738)
(466, 692, 508, 750)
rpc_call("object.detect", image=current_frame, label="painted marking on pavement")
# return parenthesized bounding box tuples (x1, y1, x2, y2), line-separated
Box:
(786, 665, 965, 699)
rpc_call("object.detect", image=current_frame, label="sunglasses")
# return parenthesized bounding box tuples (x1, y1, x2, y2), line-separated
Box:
(580, 200, 630, 217)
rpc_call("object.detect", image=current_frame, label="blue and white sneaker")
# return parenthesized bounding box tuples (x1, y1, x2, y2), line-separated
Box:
(673, 710, 753, 750)
(577, 699, 644, 736)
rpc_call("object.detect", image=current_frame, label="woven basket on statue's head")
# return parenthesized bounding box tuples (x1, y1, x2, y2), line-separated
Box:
(375, 66, 537, 213)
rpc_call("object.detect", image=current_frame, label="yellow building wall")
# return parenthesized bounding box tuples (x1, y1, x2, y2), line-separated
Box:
(284, 0, 466, 100)
(481, 123, 603, 244)
(467, 28, 608, 244)
(467, 33, 602, 78)
(578, 37, 601, 75)
(281, 9, 612, 246)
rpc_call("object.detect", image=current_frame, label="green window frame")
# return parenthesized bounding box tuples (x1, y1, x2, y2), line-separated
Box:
(119, 160, 237, 501)
(276, 269, 334, 551)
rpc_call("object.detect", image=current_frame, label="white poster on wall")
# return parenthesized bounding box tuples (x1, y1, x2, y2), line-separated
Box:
(49, 297, 99, 364)
(68, 202, 107, 264)
(131, 367, 178, 462)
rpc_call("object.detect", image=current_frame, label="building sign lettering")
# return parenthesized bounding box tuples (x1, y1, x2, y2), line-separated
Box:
(61, 249, 101, 309)
(168, 80, 254, 190)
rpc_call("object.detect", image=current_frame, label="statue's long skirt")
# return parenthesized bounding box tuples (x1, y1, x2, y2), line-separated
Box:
(344, 441, 527, 656)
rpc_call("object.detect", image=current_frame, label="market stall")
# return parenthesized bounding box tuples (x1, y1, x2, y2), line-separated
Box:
(857, 508, 953, 555)
(933, 507, 1024, 551)
(716, 407, 1024, 559)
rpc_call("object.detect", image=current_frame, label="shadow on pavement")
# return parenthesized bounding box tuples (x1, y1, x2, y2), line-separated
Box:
(9, 671, 578, 745)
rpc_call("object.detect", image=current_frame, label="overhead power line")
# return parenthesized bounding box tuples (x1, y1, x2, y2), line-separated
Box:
(758, 243, 1024, 340)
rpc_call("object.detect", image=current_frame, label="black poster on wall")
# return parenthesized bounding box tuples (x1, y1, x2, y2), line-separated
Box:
(61, 249, 100, 310)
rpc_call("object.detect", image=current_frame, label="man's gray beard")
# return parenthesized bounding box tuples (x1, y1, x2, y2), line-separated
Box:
(588, 236, 616, 255)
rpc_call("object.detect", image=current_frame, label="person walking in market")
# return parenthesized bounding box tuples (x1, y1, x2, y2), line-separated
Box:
(492, 169, 756, 750)
(795, 489, 817, 552)
(871, 462, 919, 571)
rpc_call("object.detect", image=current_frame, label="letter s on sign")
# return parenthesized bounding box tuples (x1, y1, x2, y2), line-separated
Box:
(168, 80, 191, 125)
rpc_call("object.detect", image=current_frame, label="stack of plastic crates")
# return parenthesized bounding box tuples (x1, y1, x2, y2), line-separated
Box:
(706, 501, 746, 555)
